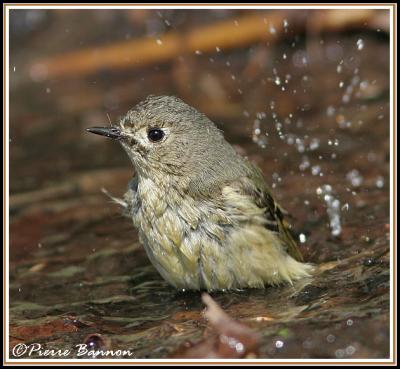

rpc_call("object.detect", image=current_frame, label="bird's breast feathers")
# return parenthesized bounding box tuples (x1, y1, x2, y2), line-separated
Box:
(123, 175, 312, 290)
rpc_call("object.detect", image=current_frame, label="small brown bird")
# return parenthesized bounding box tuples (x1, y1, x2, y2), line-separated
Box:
(87, 95, 313, 291)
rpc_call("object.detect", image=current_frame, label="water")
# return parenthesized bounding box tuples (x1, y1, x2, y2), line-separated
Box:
(8, 10, 390, 359)
(316, 185, 342, 237)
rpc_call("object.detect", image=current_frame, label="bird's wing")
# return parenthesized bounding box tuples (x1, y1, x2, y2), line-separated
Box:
(229, 173, 304, 262)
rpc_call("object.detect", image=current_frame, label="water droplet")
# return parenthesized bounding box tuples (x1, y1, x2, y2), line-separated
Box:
(376, 176, 384, 188)
(283, 19, 289, 29)
(309, 138, 320, 151)
(335, 349, 346, 358)
(272, 172, 282, 183)
(311, 165, 321, 176)
(341, 203, 349, 211)
(362, 235, 371, 243)
(346, 345, 356, 356)
(356, 38, 364, 50)
(334, 139, 339, 146)
(299, 233, 307, 243)
(299, 156, 310, 171)
(336, 114, 352, 128)
(360, 80, 369, 90)
(326, 334, 336, 343)
(346, 169, 363, 187)
(351, 75, 360, 86)
(252, 119, 267, 149)
(84, 334, 106, 357)
(235, 342, 244, 353)
(275, 340, 284, 348)
(270, 101, 276, 110)
(316, 185, 342, 236)
(342, 94, 351, 104)
(326, 106, 336, 117)
(363, 257, 376, 266)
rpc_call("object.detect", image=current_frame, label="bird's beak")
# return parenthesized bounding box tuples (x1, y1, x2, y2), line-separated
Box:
(86, 127, 125, 140)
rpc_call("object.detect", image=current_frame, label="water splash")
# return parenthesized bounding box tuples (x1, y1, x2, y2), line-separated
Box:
(252, 118, 267, 149)
(316, 185, 342, 237)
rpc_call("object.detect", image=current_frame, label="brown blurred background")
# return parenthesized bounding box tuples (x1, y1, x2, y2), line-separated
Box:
(8, 8, 392, 360)
(9, 8, 390, 195)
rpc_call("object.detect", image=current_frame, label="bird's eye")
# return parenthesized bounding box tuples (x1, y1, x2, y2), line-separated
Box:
(147, 128, 165, 142)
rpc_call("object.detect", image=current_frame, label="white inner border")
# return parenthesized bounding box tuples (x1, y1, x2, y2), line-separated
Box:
(4, 3, 396, 364)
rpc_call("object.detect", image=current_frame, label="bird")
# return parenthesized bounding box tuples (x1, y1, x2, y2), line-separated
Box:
(87, 95, 313, 291)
